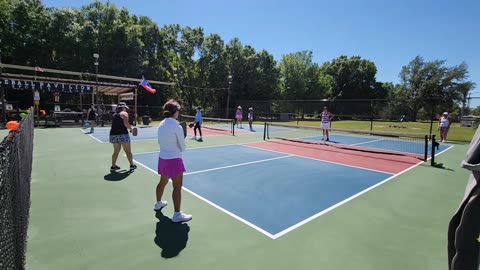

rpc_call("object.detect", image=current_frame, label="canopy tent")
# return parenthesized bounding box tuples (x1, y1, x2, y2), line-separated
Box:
(0, 63, 175, 124)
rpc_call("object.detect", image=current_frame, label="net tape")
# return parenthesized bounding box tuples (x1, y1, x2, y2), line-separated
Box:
(180, 114, 234, 135)
(266, 123, 428, 161)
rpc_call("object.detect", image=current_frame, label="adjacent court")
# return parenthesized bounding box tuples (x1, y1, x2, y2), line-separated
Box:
(83, 123, 267, 143)
(22, 123, 465, 270)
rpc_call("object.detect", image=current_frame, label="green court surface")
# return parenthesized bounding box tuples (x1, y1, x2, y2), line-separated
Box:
(26, 127, 470, 270)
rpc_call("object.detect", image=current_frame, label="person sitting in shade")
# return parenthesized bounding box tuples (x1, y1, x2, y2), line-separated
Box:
(438, 112, 451, 143)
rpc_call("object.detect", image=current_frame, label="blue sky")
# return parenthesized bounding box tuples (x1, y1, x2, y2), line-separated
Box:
(43, 0, 480, 106)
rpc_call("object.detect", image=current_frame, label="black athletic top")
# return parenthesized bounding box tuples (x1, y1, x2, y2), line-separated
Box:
(87, 109, 96, 120)
(110, 113, 128, 135)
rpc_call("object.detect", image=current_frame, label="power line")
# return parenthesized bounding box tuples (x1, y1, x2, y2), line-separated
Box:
(179, 84, 228, 91)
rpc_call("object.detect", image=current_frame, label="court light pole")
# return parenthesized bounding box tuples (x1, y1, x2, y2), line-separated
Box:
(226, 75, 232, 119)
(93, 53, 99, 105)
(172, 66, 179, 99)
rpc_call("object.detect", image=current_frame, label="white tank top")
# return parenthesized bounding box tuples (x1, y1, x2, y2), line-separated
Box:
(440, 117, 450, 128)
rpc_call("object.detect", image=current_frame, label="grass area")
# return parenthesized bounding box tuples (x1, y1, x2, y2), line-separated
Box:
(276, 120, 475, 142)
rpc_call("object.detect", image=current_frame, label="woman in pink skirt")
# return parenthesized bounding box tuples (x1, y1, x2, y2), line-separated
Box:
(154, 99, 192, 223)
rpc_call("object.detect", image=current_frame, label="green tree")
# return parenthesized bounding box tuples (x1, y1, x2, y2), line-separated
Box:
(323, 55, 378, 99)
(3, 0, 49, 65)
(399, 56, 474, 121)
(254, 50, 279, 100)
(198, 33, 228, 115)
(279, 51, 325, 100)
(457, 81, 476, 116)
(225, 38, 245, 113)
(471, 106, 480, 116)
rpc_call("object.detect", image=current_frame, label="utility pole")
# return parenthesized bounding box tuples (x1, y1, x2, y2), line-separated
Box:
(226, 75, 232, 118)
(93, 53, 99, 105)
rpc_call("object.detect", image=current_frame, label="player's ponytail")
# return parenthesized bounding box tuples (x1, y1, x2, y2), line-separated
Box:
(162, 99, 181, 118)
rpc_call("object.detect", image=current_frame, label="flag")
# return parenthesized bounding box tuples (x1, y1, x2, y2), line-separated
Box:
(139, 78, 156, 94)
(35, 66, 44, 72)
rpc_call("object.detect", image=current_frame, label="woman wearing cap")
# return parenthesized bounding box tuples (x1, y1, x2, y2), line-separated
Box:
(109, 103, 137, 171)
(235, 106, 243, 129)
(154, 99, 192, 223)
(248, 107, 254, 131)
(438, 112, 451, 143)
(192, 106, 203, 141)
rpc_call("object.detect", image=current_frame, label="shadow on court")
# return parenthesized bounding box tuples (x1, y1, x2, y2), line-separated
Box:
(103, 170, 133, 181)
(154, 211, 190, 258)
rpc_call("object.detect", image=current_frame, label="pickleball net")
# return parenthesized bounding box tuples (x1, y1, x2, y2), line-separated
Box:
(180, 114, 234, 135)
(0, 113, 34, 269)
(264, 122, 429, 161)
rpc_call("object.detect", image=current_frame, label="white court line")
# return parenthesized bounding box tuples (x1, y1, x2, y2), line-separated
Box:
(350, 138, 385, 146)
(133, 154, 295, 239)
(134, 154, 292, 176)
(78, 128, 158, 143)
(134, 158, 159, 175)
(134, 143, 456, 240)
(181, 184, 277, 238)
(241, 143, 393, 175)
(266, 142, 457, 239)
(134, 143, 241, 155)
(300, 136, 424, 157)
(434, 144, 455, 157)
(78, 128, 105, 143)
(271, 158, 426, 239)
(184, 155, 293, 175)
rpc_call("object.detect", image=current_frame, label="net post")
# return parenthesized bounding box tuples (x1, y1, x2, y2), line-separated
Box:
(424, 135, 428, 161)
(431, 135, 436, 166)
(232, 120, 235, 136)
(370, 100, 374, 131)
(267, 122, 270, 139)
(263, 122, 267, 140)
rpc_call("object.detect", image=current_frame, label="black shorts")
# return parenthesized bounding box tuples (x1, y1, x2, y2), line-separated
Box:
(88, 112, 96, 121)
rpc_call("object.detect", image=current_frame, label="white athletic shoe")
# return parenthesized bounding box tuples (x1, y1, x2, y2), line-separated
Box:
(154, 201, 167, 211)
(191, 136, 197, 140)
(172, 211, 192, 223)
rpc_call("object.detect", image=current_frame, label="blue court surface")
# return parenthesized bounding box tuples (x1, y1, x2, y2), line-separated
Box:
(81, 126, 158, 142)
(82, 124, 262, 142)
(134, 144, 395, 238)
(266, 125, 451, 157)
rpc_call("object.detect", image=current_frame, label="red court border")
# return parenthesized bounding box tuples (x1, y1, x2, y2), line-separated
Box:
(244, 140, 423, 174)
